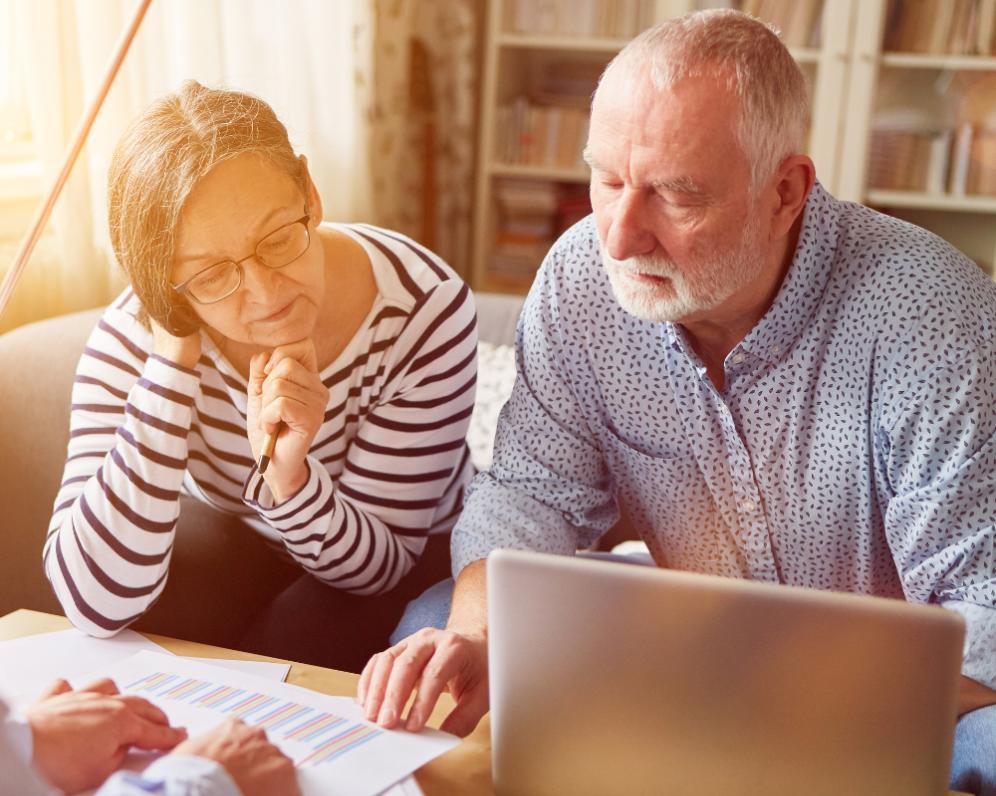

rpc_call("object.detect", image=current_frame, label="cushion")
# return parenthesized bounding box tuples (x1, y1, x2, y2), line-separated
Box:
(467, 341, 516, 471)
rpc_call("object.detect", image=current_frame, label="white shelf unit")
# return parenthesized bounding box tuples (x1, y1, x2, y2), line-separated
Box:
(471, 0, 996, 293)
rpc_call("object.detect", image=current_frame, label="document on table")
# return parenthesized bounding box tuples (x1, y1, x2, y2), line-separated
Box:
(0, 629, 290, 708)
(0, 628, 167, 707)
(96, 651, 458, 796)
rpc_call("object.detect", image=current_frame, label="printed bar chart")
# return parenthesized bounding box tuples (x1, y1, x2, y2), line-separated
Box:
(98, 650, 458, 796)
(126, 670, 382, 767)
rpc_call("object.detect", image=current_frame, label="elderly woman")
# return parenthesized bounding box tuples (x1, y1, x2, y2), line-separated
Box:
(43, 81, 476, 671)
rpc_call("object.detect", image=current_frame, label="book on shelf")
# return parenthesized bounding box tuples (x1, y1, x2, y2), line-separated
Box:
(967, 126, 996, 194)
(495, 96, 590, 171)
(950, 122, 974, 195)
(883, 0, 996, 56)
(505, 0, 654, 39)
(736, 0, 823, 48)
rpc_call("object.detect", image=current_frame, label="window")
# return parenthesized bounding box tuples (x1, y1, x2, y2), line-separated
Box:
(0, 1, 41, 202)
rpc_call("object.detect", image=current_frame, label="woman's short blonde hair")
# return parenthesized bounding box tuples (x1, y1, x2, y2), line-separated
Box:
(600, 9, 810, 193)
(107, 80, 307, 334)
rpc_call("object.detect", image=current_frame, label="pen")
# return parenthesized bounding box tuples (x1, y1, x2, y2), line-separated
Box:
(258, 429, 278, 474)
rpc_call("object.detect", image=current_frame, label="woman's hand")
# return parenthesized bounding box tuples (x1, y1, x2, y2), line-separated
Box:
(247, 339, 329, 503)
(150, 317, 201, 370)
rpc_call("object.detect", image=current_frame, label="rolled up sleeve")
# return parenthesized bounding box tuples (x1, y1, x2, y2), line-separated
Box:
(878, 339, 996, 688)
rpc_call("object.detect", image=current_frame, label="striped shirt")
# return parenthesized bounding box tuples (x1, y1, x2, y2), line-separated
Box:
(45, 223, 477, 638)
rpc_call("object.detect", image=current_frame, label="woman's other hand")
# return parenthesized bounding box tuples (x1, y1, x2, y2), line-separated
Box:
(247, 338, 329, 503)
(150, 317, 202, 370)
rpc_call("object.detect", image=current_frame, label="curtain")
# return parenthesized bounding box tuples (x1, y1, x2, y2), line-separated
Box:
(370, 0, 480, 274)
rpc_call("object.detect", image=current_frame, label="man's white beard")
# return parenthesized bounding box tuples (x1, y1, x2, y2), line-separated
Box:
(601, 218, 764, 324)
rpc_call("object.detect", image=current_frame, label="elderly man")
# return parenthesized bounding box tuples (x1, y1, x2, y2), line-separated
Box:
(359, 9, 996, 792)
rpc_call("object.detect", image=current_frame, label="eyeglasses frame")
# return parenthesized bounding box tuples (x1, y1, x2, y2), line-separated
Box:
(171, 211, 312, 305)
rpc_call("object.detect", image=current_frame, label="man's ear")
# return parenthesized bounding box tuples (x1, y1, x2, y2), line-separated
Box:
(768, 154, 815, 241)
(299, 154, 324, 222)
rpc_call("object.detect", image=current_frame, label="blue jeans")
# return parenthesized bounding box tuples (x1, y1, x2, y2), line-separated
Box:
(393, 566, 996, 794)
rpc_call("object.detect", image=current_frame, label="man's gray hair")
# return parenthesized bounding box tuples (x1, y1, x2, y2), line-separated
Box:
(599, 9, 810, 190)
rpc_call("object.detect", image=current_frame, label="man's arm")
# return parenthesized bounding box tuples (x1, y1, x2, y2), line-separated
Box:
(357, 230, 621, 736)
(875, 327, 996, 701)
(959, 676, 996, 716)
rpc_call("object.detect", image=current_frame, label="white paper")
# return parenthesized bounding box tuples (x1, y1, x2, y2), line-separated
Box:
(96, 651, 458, 796)
(0, 628, 169, 708)
(185, 657, 289, 682)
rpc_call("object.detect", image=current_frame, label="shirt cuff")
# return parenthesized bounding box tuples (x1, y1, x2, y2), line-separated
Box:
(942, 598, 996, 689)
(100, 755, 241, 796)
(242, 456, 332, 530)
(1, 712, 32, 764)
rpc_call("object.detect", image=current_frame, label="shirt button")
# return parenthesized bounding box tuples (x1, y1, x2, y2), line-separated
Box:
(772, 344, 782, 355)
(732, 352, 746, 364)
(741, 499, 757, 513)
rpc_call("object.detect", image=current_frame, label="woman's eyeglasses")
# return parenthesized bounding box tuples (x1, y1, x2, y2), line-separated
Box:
(172, 212, 311, 305)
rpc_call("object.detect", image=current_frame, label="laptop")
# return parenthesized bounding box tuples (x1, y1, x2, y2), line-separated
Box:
(487, 549, 965, 796)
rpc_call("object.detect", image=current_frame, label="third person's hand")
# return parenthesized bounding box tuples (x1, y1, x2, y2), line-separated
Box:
(172, 717, 300, 796)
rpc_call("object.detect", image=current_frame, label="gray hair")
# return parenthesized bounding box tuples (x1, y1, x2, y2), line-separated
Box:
(107, 80, 307, 334)
(598, 9, 810, 191)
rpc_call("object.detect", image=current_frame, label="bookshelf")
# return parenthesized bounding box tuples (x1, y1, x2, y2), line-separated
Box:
(839, 0, 996, 272)
(471, 0, 996, 294)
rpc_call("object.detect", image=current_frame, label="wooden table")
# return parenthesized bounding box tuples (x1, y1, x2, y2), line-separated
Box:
(0, 610, 492, 795)
(1, 610, 969, 796)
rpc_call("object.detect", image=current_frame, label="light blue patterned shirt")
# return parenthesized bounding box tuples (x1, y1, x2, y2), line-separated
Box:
(454, 182, 996, 687)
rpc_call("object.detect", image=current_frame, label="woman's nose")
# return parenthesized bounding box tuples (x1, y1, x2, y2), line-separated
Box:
(239, 257, 282, 300)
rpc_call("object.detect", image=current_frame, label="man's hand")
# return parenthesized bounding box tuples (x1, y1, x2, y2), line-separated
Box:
(358, 559, 490, 737)
(247, 339, 329, 503)
(27, 678, 188, 794)
(172, 717, 300, 796)
(357, 628, 489, 737)
(150, 317, 201, 371)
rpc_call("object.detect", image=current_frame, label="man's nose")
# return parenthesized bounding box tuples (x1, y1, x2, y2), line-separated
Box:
(604, 187, 656, 262)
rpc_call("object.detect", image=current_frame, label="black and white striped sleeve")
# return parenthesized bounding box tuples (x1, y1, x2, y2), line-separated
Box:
(242, 279, 477, 595)
(43, 309, 200, 637)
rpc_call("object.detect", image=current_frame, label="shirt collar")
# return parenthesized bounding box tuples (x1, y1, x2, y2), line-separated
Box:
(661, 180, 839, 366)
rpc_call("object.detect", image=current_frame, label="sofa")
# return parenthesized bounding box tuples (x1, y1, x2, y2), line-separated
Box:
(0, 291, 527, 620)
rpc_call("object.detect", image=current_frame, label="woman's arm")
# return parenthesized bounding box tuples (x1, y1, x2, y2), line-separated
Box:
(242, 280, 477, 595)
(43, 303, 200, 637)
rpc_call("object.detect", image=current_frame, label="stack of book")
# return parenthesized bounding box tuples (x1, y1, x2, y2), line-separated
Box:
(868, 117, 996, 196)
(882, 0, 996, 55)
(737, 0, 824, 47)
(494, 96, 590, 171)
(505, 0, 655, 38)
(867, 129, 938, 191)
(490, 180, 593, 285)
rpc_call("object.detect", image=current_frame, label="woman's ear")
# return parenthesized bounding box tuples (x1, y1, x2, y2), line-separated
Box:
(299, 154, 323, 222)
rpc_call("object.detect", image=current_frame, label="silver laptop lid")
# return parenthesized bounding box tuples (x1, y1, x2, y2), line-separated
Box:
(488, 549, 965, 796)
